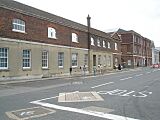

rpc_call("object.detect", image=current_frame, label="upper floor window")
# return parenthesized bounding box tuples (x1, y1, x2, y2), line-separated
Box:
(91, 37, 95, 46)
(0, 48, 8, 69)
(72, 33, 78, 43)
(48, 27, 56, 39)
(103, 41, 106, 48)
(108, 42, 111, 49)
(115, 43, 118, 50)
(97, 39, 101, 47)
(12, 19, 25, 33)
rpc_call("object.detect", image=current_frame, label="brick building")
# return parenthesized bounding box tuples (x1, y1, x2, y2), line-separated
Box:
(117, 29, 152, 68)
(0, 0, 121, 79)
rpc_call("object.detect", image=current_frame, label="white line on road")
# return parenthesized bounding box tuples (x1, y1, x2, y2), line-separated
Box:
(32, 91, 79, 102)
(31, 101, 139, 120)
(91, 82, 114, 89)
(146, 71, 151, 74)
(120, 77, 132, 81)
(135, 74, 143, 77)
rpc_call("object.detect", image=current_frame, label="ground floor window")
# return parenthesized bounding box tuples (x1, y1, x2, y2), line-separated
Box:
(23, 49, 31, 69)
(0, 48, 8, 69)
(98, 55, 101, 65)
(58, 52, 64, 68)
(108, 56, 111, 67)
(115, 57, 118, 66)
(72, 53, 78, 67)
(128, 60, 131, 66)
(84, 54, 88, 66)
(42, 51, 48, 68)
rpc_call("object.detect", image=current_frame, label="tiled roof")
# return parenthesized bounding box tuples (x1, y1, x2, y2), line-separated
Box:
(0, 0, 111, 39)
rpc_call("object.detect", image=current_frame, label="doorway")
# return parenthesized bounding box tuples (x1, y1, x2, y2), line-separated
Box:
(93, 55, 96, 66)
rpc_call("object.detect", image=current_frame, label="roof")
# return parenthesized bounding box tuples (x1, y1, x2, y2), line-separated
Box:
(0, 0, 111, 39)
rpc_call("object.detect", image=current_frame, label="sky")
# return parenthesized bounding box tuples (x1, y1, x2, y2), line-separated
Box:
(15, 0, 160, 47)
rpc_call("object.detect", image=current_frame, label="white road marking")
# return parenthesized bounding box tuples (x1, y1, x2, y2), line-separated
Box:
(135, 74, 143, 77)
(91, 82, 114, 89)
(34, 91, 79, 102)
(120, 77, 132, 81)
(31, 101, 139, 120)
(146, 71, 151, 74)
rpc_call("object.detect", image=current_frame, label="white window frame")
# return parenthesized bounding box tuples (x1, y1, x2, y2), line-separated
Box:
(72, 53, 78, 67)
(72, 33, 78, 43)
(12, 19, 25, 33)
(115, 43, 118, 50)
(84, 54, 88, 66)
(103, 41, 106, 48)
(58, 52, 64, 68)
(91, 37, 95, 46)
(108, 42, 111, 49)
(97, 39, 101, 47)
(42, 51, 48, 69)
(23, 49, 31, 69)
(0, 48, 8, 70)
(48, 27, 56, 39)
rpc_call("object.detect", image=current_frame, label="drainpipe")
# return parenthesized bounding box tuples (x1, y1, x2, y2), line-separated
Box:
(132, 34, 135, 68)
(87, 15, 91, 73)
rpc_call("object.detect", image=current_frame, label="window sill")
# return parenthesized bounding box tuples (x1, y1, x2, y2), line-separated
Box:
(48, 37, 57, 40)
(42, 68, 49, 70)
(58, 66, 64, 69)
(23, 68, 32, 71)
(0, 68, 9, 71)
(72, 66, 78, 68)
(12, 29, 26, 34)
(72, 41, 79, 43)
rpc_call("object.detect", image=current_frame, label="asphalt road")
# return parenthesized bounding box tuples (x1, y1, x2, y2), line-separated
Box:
(0, 68, 160, 120)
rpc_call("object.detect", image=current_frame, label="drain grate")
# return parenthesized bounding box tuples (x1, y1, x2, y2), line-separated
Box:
(58, 91, 104, 102)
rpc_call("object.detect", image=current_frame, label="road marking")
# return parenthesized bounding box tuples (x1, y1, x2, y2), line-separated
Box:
(97, 89, 152, 98)
(146, 71, 151, 74)
(91, 82, 114, 89)
(31, 101, 139, 120)
(34, 91, 79, 102)
(120, 77, 132, 81)
(135, 74, 143, 77)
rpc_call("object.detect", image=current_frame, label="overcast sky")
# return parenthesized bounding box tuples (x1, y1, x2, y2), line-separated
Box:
(15, 0, 160, 47)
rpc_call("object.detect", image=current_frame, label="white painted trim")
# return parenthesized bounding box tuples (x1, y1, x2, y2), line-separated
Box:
(31, 101, 139, 120)
(0, 37, 88, 51)
(113, 53, 122, 55)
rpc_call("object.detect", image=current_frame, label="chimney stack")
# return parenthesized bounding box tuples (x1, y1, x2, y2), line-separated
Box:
(87, 14, 91, 28)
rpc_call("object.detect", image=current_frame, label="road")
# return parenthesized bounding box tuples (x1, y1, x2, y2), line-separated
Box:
(0, 68, 160, 120)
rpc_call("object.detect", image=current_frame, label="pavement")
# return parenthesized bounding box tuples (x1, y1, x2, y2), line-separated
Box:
(0, 67, 143, 85)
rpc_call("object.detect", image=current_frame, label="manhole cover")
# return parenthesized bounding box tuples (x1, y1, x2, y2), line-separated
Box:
(58, 91, 104, 102)
(6, 107, 56, 120)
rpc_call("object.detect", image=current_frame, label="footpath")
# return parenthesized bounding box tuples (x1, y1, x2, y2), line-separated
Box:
(0, 67, 144, 85)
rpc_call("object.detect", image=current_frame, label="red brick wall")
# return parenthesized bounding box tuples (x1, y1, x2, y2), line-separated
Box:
(0, 8, 88, 49)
